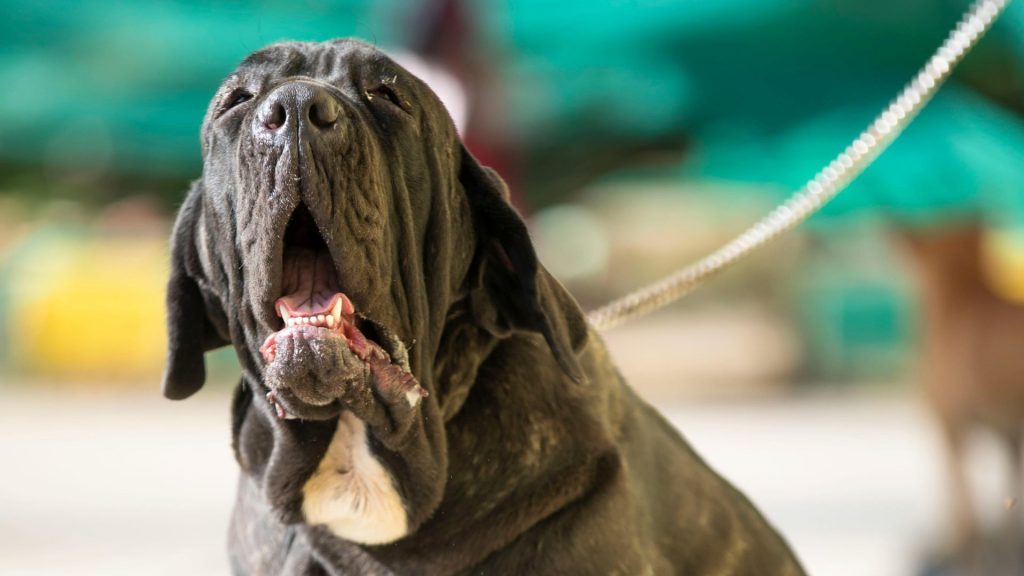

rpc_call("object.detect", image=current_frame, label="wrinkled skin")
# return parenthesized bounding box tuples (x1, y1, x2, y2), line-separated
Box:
(163, 39, 806, 575)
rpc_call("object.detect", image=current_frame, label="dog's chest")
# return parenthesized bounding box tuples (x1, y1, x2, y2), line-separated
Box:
(301, 412, 409, 544)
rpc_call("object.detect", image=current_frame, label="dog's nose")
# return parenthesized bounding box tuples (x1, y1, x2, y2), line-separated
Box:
(256, 82, 340, 136)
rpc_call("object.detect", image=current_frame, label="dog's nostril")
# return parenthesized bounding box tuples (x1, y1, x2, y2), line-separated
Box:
(308, 102, 338, 129)
(258, 84, 340, 137)
(264, 103, 286, 131)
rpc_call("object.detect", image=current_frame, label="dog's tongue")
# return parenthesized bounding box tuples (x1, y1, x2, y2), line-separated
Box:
(277, 246, 343, 315)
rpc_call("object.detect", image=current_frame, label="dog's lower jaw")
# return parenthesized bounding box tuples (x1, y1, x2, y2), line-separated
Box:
(302, 411, 410, 545)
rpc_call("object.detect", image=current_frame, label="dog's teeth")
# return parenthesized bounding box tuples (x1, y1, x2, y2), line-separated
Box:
(317, 314, 326, 325)
(331, 298, 343, 320)
(326, 314, 335, 328)
(278, 305, 291, 322)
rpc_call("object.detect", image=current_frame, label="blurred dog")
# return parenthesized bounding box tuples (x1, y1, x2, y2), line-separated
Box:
(162, 39, 804, 575)
(905, 227, 1024, 571)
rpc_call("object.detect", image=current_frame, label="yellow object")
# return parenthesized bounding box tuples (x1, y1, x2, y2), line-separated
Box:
(982, 228, 1024, 304)
(8, 234, 169, 382)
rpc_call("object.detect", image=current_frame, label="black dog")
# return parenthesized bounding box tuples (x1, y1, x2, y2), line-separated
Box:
(163, 38, 805, 575)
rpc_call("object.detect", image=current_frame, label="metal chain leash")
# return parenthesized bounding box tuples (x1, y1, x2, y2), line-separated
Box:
(587, 0, 1011, 331)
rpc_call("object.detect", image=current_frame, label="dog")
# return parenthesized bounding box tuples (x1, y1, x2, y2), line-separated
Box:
(904, 227, 1024, 572)
(162, 38, 805, 575)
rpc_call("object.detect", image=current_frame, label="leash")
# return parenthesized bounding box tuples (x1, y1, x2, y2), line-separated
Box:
(588, 0, 1011, 331)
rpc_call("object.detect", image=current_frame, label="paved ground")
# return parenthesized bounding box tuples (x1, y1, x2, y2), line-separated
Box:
(0, 386, 1010, 576)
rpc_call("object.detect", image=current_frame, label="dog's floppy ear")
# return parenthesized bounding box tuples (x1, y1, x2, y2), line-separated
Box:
(460, 145, 587, 382)
(162, 183, 230, 400)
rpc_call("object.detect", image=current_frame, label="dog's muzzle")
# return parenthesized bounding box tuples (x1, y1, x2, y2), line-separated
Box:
(246, 81, 411, 421)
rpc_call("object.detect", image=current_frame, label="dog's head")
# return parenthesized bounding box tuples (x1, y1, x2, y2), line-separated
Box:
(162, 39, 585, 419)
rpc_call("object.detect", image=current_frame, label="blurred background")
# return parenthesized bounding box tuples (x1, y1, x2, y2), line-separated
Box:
(2, 1, 1023, 574)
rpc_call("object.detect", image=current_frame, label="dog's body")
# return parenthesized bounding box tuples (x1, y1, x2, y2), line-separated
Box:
(905, 227, 1024, 568)
(163, 39, 804, 575)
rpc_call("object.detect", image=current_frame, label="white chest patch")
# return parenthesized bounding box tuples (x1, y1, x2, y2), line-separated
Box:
(301, 412, 409, 545)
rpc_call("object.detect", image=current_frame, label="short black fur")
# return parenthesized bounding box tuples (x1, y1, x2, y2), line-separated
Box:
(163, 38, 805, 575)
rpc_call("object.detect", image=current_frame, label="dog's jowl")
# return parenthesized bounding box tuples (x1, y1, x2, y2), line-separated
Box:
(162, 38, 806, 575)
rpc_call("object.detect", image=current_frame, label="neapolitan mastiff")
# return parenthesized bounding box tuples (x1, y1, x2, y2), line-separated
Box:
(163, 38, 805, 575)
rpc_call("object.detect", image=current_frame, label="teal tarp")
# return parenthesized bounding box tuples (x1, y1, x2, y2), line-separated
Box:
(481, 0, 1024, 221)
(0, 0, 403, 175)
(1, 0, 1022, 221)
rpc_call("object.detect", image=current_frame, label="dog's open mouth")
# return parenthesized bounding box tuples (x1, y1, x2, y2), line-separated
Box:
(258, 203, 409, 420)
(259, 203, 359, 356)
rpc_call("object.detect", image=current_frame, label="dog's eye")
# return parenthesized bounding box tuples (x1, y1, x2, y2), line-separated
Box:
(216, 88, 254, 117)
(365, 84, 406, 112)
